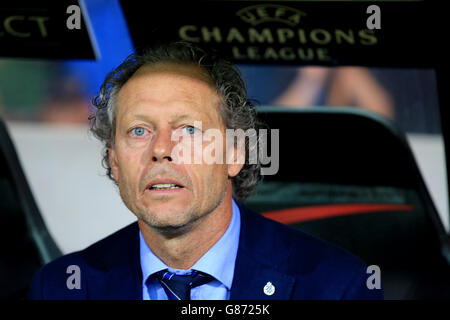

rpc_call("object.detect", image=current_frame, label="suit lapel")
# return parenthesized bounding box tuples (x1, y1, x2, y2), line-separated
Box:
(88, 265, 142, 300)
(84, 222, 143, 300)
(230, 250, 296, 299)
(230, 202, 296, 300)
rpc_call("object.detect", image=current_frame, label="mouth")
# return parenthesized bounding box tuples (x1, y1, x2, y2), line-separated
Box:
(148, 183, 183, 190)
(145, 179, 186, 194)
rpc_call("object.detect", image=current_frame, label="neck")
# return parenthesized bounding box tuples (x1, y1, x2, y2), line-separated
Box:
(139, 183, 234, 270)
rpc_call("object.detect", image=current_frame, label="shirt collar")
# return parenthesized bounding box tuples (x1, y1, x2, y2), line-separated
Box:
(140, 198, 241, 290)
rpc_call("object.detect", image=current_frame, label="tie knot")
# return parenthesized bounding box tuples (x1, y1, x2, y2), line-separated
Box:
(153, 270, 214, 300)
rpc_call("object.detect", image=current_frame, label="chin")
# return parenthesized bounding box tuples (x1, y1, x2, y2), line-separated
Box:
(140, 211, 198, 236)
(147, 200, 190, 214)
(141, 205, 193, 226)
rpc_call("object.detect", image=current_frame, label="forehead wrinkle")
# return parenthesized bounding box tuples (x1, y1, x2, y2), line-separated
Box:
(123, 111, 215, 128)
(120, 92, 218, 123)
(117, 67, 223, 127)
(134, 62, 214, 87)
(119, 62, 218, 105)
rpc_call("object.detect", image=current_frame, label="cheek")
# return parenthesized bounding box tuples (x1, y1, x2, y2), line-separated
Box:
(200, 164, 228, 192)
(187, 163, 217, 190)
(116, 148, 144, 181)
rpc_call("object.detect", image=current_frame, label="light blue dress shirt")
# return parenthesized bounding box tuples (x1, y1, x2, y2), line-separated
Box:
(140, 199, 241, 300)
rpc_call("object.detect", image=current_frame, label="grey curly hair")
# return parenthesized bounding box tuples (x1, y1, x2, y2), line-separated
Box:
(89, 41, 264, 200)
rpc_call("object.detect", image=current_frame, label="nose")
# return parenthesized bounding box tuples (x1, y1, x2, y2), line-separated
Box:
(151, 127, 174, 162)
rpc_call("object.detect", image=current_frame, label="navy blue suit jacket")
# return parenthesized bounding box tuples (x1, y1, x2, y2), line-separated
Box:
(28, 202, 383, 299)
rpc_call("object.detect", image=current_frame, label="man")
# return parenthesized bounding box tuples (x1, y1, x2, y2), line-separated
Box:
(28, 41, 382, 300)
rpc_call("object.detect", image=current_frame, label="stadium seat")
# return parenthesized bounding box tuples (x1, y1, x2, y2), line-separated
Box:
(0, 118, 62, 299)
(245, 106, 450, 299)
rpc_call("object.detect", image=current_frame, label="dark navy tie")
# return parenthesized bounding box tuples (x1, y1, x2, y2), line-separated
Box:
(153, 270, 214, 300)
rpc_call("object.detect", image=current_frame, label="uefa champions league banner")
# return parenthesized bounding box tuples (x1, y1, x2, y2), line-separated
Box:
(121, 1, 435, 68)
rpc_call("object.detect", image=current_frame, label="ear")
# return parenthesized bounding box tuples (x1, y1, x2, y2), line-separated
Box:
(108, 146, 120, 182)
(226, 138, 245, 178)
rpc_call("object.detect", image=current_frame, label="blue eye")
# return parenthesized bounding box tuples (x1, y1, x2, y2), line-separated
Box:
(184, 126, 197, 135)
(132, 127, 146, 136)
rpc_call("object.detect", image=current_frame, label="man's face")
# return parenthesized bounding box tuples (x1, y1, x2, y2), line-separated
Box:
(109, 63, 242, 232)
